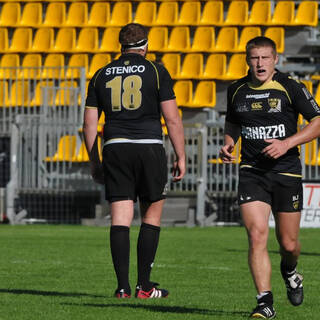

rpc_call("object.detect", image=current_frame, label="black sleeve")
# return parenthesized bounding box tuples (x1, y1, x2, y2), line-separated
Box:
(225, 84, 238, 124)
(158, 64, 176, 102)
(85, 69, 102, 109)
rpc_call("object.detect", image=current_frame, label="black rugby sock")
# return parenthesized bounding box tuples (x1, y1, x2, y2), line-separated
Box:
(257, 291, 273, 305)
(137, 223, 160, 291)
(110, 225, 131, 293)
(281, 259, 297, 276)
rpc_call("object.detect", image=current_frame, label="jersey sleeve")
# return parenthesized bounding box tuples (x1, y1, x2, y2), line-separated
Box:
(85, 71, 100, 109)
(289, 80, 320, 121)
(225, 84, 239, 124)
(158, 64, 176, 102)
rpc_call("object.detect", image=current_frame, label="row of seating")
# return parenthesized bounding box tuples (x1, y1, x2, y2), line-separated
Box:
(0, 1, 317, 27)
(0, 26, 285, 53)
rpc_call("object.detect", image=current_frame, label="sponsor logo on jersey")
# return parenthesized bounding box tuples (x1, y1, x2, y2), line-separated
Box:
(302, 87, 312, 100)
(310, 98, 320, 113)
(268, 98, 281, 112)
(251, 102, 263, 110)
(246, 93, 270, 99)
(105, 65, 146, 75)
(242, 124, 286, 140)
(236, 104, 249, 112)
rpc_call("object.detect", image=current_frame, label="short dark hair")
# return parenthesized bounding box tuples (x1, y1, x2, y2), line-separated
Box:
(246, 36, 277, 56)
(119, 23, 148, 47)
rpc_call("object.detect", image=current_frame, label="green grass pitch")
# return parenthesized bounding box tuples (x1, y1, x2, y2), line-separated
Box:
(0, 225, 319, 320)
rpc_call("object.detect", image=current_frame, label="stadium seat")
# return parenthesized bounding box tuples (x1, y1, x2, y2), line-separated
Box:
(8, 28, 32, 52)
(87, 2, 110, 27)
(315, 83, 320, 105)
(64, 2, 88, 27)
(200, 1, 224, 26)
(161, 53, 181, 79)
(167, 27, 190, 52)
(271, 1, 294, 26)
(218, 54, 248, 81)
(97, 112, 105, 133)
(215, 27, 238, 52)
(174, 80, 192, 107)
(155, 1, 178, 26)
(177, 53, 203, 79)
(54, 80, 78, 106)
(74, 141, 89, 162)
(45, 135, 77, 162)
(52, 28, 76, 52)
(30, 80, 55, 107)
(0, 2, 20, 27)
(19, 54, 42, 79)
(0, 54, 19, 79)
(202, 54, 227, 79)
(235, 27, 262, 52)
(208, 139, 241, 164)
(20, 2, 42, 27)
(177, 1, 201, 26)
(99, 28, 121, 52)
(247, 1, 271, 25)
(0, 80, 9, 106)
(8, 80, 31, 107)
(88, 54, 111, 78)
(148, 27, 168, 52)
(189, 27, 215, 52)
(304, 139, 318, 166)
(264, 27, 284, 53)
(134, 2, 156, 26)
(75, 28, 99, 53)
(0, 28, 8, 52)
(42, 54, 65, 79)
(146, 53, 156, 61)
(292, 1, 319, 27)
(186, 81, 216, 108)
(109, 2, 132, 26)
(42, 2, 66, 27)
(66, 54, 88, 79)
(224, 1, 248, 26)
(31, 28, 54, 52)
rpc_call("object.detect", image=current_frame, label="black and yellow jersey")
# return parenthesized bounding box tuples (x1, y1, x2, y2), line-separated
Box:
(85, 53, 175, 142)
(226, 70, 320, 174)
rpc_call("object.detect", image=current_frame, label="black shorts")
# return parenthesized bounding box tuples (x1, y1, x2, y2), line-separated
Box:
(238, 168, 303, 212)
(102, 143, 168, 203)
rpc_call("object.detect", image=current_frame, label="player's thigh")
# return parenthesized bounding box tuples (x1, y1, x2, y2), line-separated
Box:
(111, 200, 135, 226)
(140, 199, 165, 226)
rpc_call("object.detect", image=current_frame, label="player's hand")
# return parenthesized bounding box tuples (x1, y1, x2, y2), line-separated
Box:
(90, 162, 104, 185)
(262, 139, 289, 159)
(219, 145, 235, 163)
(172, 158, 186, 182)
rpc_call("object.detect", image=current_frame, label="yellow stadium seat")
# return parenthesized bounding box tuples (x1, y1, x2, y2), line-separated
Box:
(200, 1, 223, 26)
(20, 2, 42, 27)
(97, 112, 105, 133)
(146, 53, 156, 61)
(88, 54, 111, 79)
(189, 27, 215, 52)
(248, 1, 271, 25)
(0, 81, 9, 106)
(66, 54, 88, 79)
(8, 28, 32, 52)
(75, 28, 99, 53)
(161, 53, 181, 79)
(311, 74, 320, 80)
(30, 80, 55, 107)
(109, 2, 132, 26)
(52, 27, 76, 53)
(134, 2, 156, 26)
(224, 1, 248, 26)
(178, 1, 201, 26)
(42, 54, 65, 79)
(148, 27, 168, 52)
(7, 80, 31, 107)
(88, 2, 110, 27)
(215, 27, 238, 52)
(19, 54, 42, 79)
(293, 1, 318, 27)
(74, 141, 89, 162)
(300, 80, 313, 95)
(0, 2, 20, 27)
(271, 1, 294, 26)
(202, 54, 227, 80)
(304, 139, 318, 166)
(177, 53, 203, 79)
(155, 1, 178, 26)
(315, 83, 320, 105)
(0, 54, 19, 79)
(174, 80, 193, 107)
(264, 27, 285, 53)
(219, 54, 248, 81)
(167, 27, 190, 52)
(236, 27, 262, 52)
(208, 139, 242, 164)
(31, 28, 54, 52)
(42, 2, 66, 27)
(54, 80, 78, 106)
(0, 28, 9, 52)
(45, 135, 77, 162)
(64, 2, 88, 27)
(99, 28, 121, 52)
(186, 81, 216, 108)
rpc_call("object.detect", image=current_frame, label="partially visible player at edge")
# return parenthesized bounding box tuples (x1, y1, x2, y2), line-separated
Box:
(83, 23, 185, 299)
(220, 36, 320, 319)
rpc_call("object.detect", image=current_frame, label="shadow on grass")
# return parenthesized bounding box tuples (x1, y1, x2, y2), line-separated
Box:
(62, 302, 248, 317)
(0, 288, 106, 298)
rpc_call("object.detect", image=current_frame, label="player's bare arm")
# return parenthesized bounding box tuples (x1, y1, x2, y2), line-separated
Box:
(161, 99, 186, 182)
(220, 121, 241, 163)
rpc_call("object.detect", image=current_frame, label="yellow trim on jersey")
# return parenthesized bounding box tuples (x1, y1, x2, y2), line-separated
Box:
(240, 164, 253, 169)
(231, 83, 247, 104)
(148, 60, 160, 90)
(310, 115, 320, 121)
(278, 172, 302, 178)
(248, 80, 292, 104)
(85, 105, 97, 109)
(93, 68, 104, 87)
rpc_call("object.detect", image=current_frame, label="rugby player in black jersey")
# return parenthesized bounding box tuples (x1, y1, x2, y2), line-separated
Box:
(83, 23, 185, 299)
(220, 37, 320, 318)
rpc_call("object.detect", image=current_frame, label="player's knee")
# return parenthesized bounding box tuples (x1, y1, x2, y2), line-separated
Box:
(248, 228, 268, 249)
(280, 238, 299, 254)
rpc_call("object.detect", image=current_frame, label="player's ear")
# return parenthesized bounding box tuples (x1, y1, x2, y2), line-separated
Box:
(274, 54, 279, 65)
